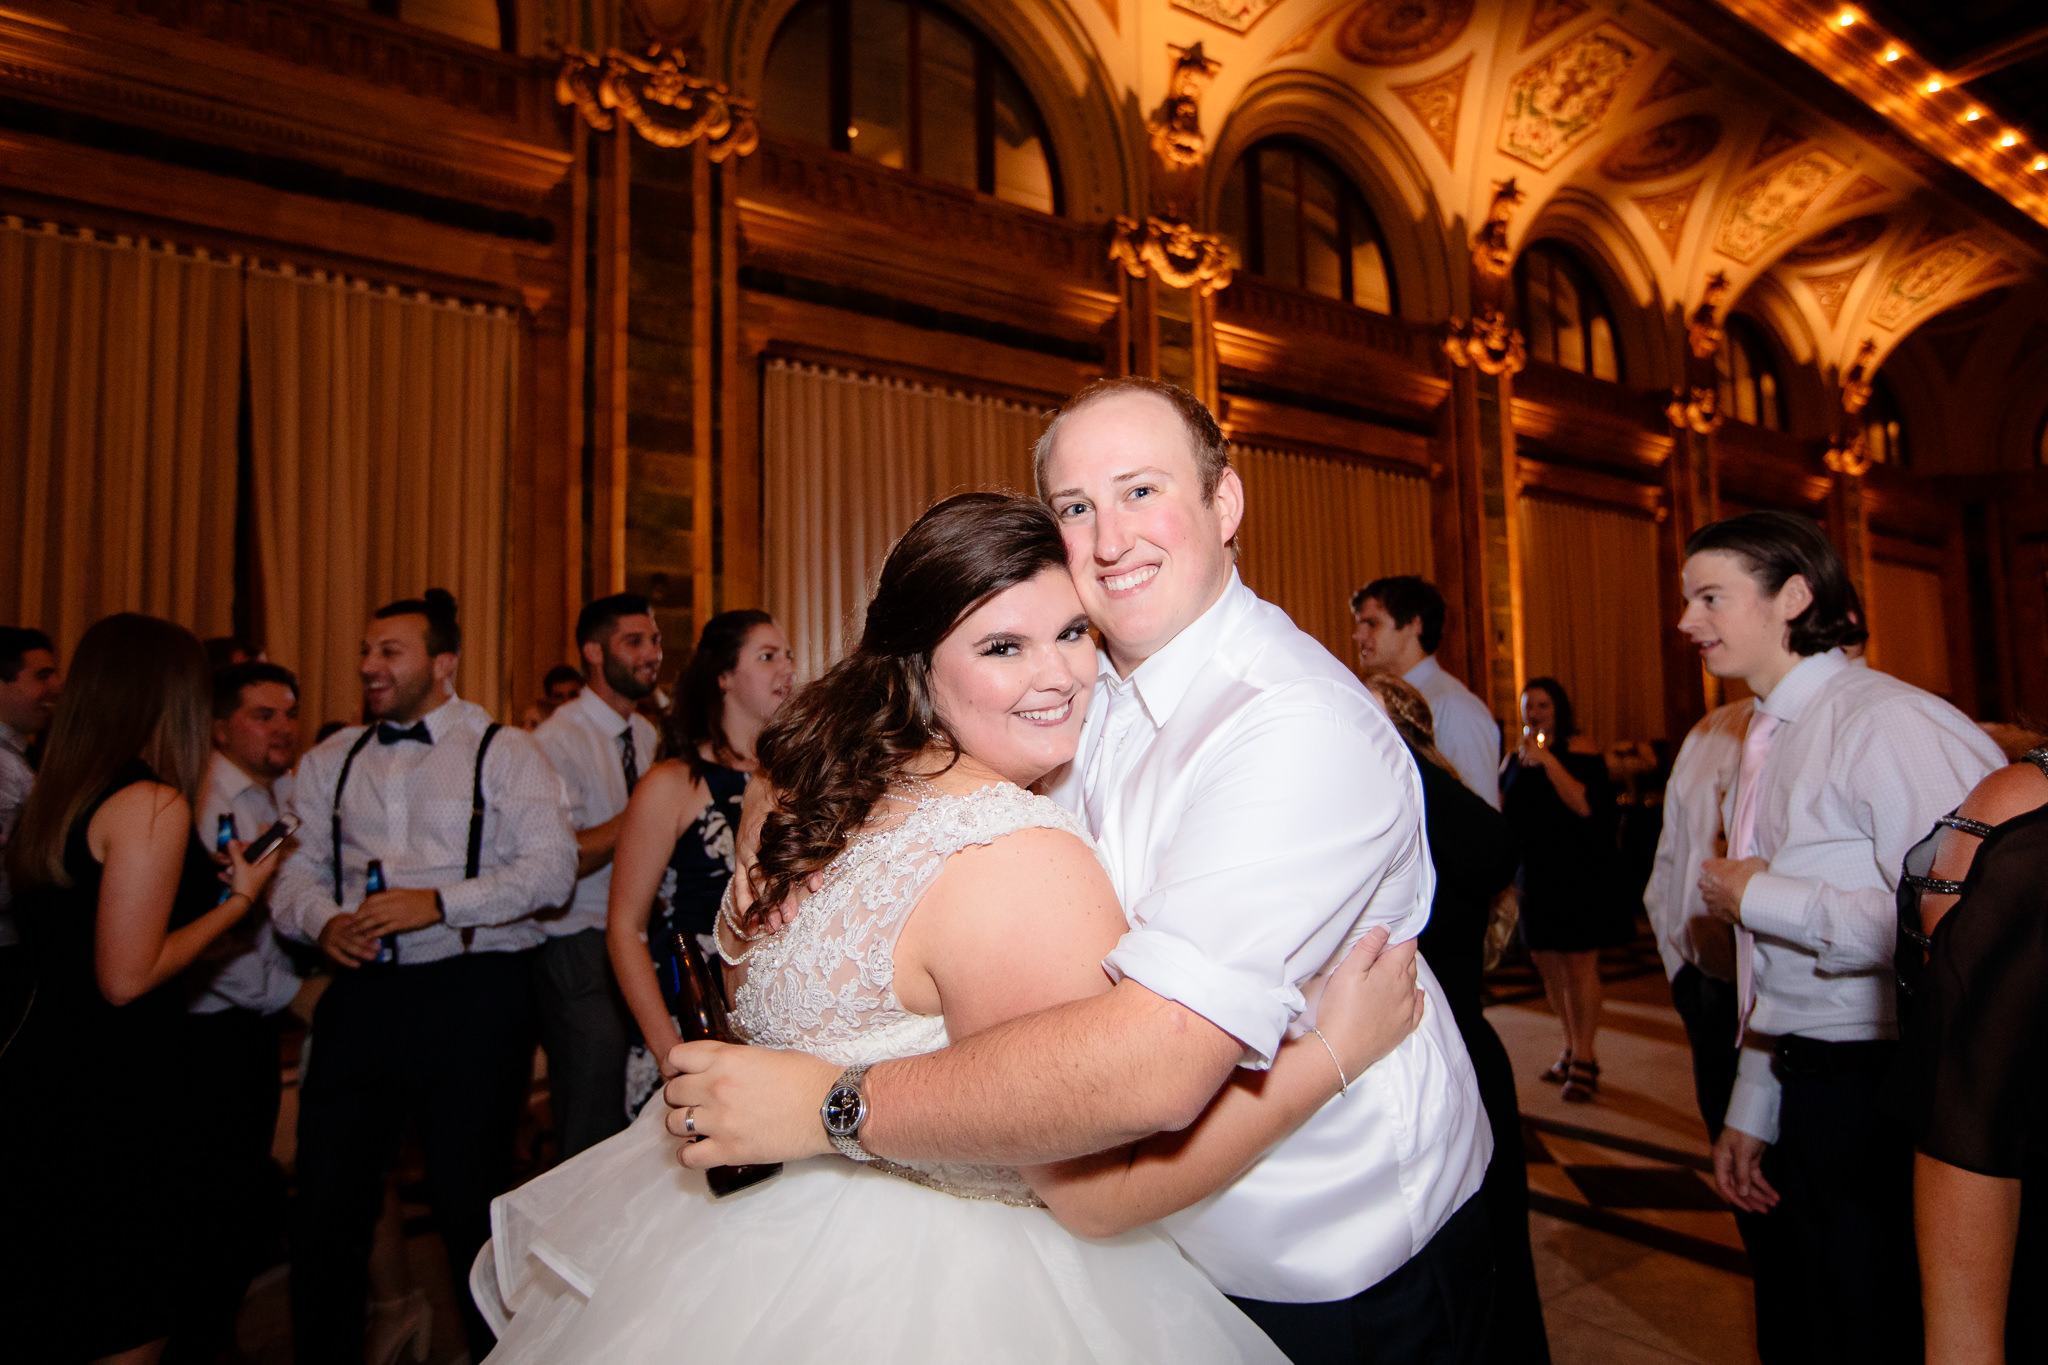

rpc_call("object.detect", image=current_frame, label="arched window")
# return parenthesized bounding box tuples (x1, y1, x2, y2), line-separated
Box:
(1514, 243, 1621, 382)
(759, 0, 1061, 216)
(1864, 374, 1908, 468)
(1216, 140, 1395, 314)
(1716, 316, 1784, 431)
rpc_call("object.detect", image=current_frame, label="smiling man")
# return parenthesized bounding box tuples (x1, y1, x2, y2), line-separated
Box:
(669, 378, 1491, 1365)
(1680, 511, 2000, 1364)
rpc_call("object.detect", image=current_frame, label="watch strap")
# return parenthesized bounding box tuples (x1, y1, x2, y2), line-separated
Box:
(824, 1062, 874, 1162)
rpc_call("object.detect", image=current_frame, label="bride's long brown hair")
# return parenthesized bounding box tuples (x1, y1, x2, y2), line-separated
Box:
(746, 492, 1071, 926)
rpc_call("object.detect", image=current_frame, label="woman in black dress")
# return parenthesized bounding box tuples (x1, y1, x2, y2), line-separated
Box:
(1362, 669, 1549, 1365)
(1891, 744, 2048, 1363)
(608, 610, 795, 1115)
(0, 614, 280, 1362)
(1500, 676, 1624, 1103)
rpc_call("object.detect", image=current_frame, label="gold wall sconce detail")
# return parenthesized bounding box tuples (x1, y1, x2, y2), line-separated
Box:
(556, 44, 759, 159)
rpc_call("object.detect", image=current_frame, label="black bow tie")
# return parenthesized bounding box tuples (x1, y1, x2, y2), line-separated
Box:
(376, 721, 432, 746)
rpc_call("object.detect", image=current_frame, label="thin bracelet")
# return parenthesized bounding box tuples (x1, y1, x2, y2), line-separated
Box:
(1310, 1027, 1350, 1098)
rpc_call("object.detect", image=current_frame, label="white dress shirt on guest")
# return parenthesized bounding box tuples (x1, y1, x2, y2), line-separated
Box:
(531, 688, 658, 938)
(273, 697, 577, 962)
(0, 720, 34, 945)
(189, 750, 304, 1015)
(1643, 699, 1752, 982)
(1722, 650, 2003, 1143)
(1047, 573, 1490, 1305)
(1403, 655, 1502, 810)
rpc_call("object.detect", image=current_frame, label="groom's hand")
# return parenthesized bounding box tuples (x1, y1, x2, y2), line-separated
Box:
(664, 1041, 842, 1168)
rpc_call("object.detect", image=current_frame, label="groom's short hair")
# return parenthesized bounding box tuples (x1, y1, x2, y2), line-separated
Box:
(1032, 377, 1232, 504)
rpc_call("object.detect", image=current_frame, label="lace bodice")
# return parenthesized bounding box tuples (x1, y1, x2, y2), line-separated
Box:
(724, 783, 1100, 1205)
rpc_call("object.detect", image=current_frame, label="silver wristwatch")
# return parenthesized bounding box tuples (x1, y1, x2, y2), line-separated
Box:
(821, 1062, 875, 1162)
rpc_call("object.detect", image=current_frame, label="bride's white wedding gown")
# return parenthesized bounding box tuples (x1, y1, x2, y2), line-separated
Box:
(472, 784, 1287, 1362)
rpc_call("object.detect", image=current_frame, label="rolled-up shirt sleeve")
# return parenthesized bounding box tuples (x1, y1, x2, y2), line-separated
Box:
(1103, 692, 1430, 1068)
(437, 733, 577, 928)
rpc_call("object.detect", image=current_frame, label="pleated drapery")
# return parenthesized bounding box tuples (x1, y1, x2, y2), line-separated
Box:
(1231, 443, 1433, 670)
(1864, 557, 1952, 700)
(0, 219, 243, 653)
(244, 268, 517, 732)
(1517, 494, 1668, 744)
(761, 359, 1046, 679)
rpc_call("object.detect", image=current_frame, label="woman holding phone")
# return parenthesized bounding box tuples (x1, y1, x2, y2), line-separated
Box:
(0, 613, 282, 1363)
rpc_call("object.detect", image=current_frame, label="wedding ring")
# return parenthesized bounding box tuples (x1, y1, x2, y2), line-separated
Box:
(683, 1107, 698, 1137)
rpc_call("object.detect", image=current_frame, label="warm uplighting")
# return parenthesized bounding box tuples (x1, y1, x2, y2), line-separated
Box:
(2003, 134, 2019, 147)
(1884, 49, 1900, 62)
(1966, 109, 1982, 122)
(1837, 10, 1855, 26)
(1926, 80, 1943, 93)
(2035, 158, 2047, 171)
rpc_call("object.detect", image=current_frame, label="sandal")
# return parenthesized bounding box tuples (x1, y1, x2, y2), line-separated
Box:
(1539, 1050, 1573, 1084)
(1560, 1059, 1601, 1103)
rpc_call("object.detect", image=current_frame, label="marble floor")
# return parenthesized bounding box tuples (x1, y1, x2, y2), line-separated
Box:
(235, 945, 1762, 1364)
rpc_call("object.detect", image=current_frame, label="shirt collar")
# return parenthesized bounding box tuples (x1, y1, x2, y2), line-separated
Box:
(416, 694, 468, 742)
(0, 720, 25, 757)
(1403, 655, 1445, 689)
(569, 685, 634, 737)
(208, 749, 259, 803)
(1120, 571, 1254, 727)
(1756, 648, 1848, 725)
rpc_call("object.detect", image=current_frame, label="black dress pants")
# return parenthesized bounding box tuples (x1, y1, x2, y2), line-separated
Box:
(1667, 966, 1800, 1362)
(533, 927, 632, 1159)
(1230, 1193, 1495, 1365)
(164, 1006, 287, 1365)
(1455, 1007, 1550, 1365)
(1759, 1037, 1922, 1365)
(291, 952, 536, 1363)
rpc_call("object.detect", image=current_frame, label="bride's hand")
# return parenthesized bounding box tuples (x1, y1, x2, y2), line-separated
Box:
(663, 1041, 842, 1168)
(1312, 928, 1426, 1085)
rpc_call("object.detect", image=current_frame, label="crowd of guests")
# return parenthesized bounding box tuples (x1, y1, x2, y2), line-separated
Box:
(0, 403, 2040, 1365)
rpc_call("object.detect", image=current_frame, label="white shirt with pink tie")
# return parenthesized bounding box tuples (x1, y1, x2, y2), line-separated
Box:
(1720, 649, 2002, 1143)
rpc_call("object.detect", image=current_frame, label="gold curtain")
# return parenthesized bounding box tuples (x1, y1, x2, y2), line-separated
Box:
(1864, 557, 1952, 699)
(1231, 443, 1433, 668)
(244, 269, 517, 732)
(1517, 494, 1668, 744)
(0, 220, 242, 653)
(761, 359, 1046, 679)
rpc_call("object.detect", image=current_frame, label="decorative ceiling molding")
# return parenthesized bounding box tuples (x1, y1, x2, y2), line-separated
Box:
(1636, 61, 1708, 109)
(1906, 219, 1960, 256)
(1748, 120, 1807, 168)
(1172, 0, 1281, 35)
(1497, 23, 1653, 171)
(1870, 238, 1988, 330)
(1835, 174, 1890, 207)
(1781, 213, 1890, 263)
(1391, 58, 1471, 168)
(1335, 0, 1475, 68)
(1272, 7, 1340, 58)
(1520, 0, 1589, 51)
(1632, 179, 1704, 259)
(1599, 114, 1721, 182)
(1800, 263, 1862, 326)
(1716, 148, 1850, 262)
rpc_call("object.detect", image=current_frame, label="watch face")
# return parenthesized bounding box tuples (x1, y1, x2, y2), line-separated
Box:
(823, 1085, 864, 1136)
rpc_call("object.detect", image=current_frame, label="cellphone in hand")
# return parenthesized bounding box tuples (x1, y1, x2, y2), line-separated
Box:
(243, 814, 302, 864)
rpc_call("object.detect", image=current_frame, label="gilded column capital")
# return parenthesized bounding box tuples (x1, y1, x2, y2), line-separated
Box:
(1665, 386, 1724, 434)
(1444, 309, 1527, 375)
(1110, 217, 1235, 295)
(556, 44, 758, 159)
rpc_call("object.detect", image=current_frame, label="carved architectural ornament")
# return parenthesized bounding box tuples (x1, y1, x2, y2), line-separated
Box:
(1840, 338, 1876, 414)
(556, 44, 758, 158)
(1444, 309, 1528, 375)
(1473, 178, 1526, 280)
(1110, 216, 1235, 294)
(1147, 42, 1223, 221)
(1824, 433, 1872, 477)
(1687, 271, 1730, 359)
(1665, 386, 1724, 433)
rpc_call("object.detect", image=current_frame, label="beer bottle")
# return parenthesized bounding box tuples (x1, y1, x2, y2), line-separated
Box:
(667, 930, 780, 1196)
(215, 815, 235, 906)
(365, 858, 396, 965)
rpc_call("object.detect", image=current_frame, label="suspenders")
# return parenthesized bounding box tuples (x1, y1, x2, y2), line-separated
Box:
(331, 719, 504, 953)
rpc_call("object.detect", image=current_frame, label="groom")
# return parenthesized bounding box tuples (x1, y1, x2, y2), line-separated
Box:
(671, 378, 1493, 1363)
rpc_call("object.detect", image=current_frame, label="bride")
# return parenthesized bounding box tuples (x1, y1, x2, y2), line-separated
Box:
(473, 493, 1425, 1361)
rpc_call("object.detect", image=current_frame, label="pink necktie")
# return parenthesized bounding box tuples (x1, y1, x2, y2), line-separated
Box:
(1729, 712, 1781, 1045)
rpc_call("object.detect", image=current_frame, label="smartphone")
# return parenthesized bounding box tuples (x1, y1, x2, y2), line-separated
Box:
(243, 814, 302, 864)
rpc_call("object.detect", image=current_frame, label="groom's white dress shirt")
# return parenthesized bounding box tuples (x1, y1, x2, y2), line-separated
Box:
(1047, 573, 1490, 1304)
(1402, 655, 1502, 810)
(1720, 649, 2001, 1143)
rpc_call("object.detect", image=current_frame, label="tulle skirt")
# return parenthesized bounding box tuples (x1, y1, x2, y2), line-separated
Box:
(474, 1098, 1286, 1363)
